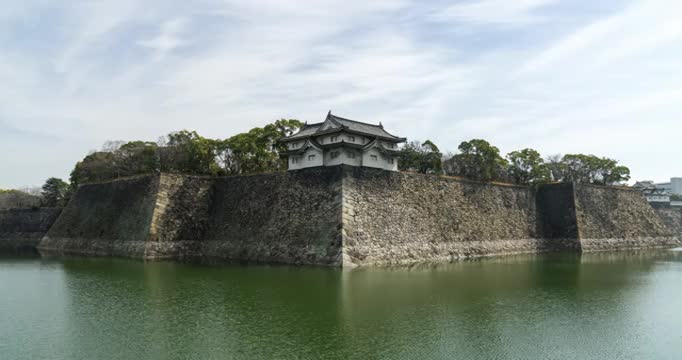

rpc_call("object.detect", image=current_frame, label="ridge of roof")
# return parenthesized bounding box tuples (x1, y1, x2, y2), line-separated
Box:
(280, 111, 406, 142)
(328, 113, 379, 127)
(327, 112, 405, 141)
(303, 121, 324, 127)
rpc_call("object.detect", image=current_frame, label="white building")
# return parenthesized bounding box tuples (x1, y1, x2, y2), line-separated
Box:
(633, 181, 671, 205)
(655, 178, 682, 195)
(279, 111, 406, 171)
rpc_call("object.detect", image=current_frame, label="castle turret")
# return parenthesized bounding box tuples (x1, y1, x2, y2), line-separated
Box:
(279, 112, 406, 171)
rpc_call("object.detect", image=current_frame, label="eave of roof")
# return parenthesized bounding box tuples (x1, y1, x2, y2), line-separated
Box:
(318, 141, 366, 150)
(327, 113, 405, 140)
(362, 138, 401, 154)
(278, 123, 323, 142)
(279, 138, 324, 155)
(279, 112, 406, 143)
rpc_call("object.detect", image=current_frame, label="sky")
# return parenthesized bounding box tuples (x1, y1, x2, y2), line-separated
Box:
(1, 0, 681, 188)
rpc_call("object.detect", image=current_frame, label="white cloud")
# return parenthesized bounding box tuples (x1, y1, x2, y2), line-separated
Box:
(0, 0, 681, 188)
(520, 0, 682, 73)
(432, 0, 558, 25)
(137, 18, 189, 60)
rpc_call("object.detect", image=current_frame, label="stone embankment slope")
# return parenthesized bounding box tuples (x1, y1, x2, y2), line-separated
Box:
(39, 175, 159, 257)
(0, 208, 62, 252)
(29, 166, 680, 266)
(574, 184, 678, 251)
(654, 208, 682, 239)
(341, 169, 549, 266)
(340, 170, 678, 266)
(39, 169, 344, 265)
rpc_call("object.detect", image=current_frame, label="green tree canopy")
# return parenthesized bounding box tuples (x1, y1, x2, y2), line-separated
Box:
(558, 154, 631, 185)
(0, 189, 42, 209)
(444, 139, 508, 182)
(69, 119, 304, 186)
(161, 130, 219, 176)
(41, 177, 70, 207)
(506, 148, 551, 185)
(71, 142, 161, 186)
(398, 140, 443, 174)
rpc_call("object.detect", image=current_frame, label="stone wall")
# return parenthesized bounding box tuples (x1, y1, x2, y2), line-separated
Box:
(340, 170, 679, 265)
(201, 167, 343, 265)
(536, 183, 581, 251)
(145, 174, 214, 259)
(147, 169, 343, 265)
(341, 168, 550, 266)
(39, 175, 159, 257)
(573, 184, 678, 251)
(0, 208, 62, 251)
(38, 170, 344, 266)
(28, 166, 681, 267)
(654, 208, 682, 238)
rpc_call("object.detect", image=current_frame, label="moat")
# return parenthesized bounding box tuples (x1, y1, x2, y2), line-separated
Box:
(2, 250, 681, 360)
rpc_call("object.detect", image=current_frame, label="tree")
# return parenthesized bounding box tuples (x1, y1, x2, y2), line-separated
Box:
(70, 151, 120, 186)
(560, 154, 630, 185)
(506, 148, 551, 185)
(545, 154, 564, 182)
(218, 119, 304, 175)
(70, 140, 161, 186)
(117, 141, 160, 176)
(68, 119, 305, 185)
(0, 189, 42, 209)
(101, 140, 126, 152)
(161, 130, 219, 176)
(41, 178, 70, 207)
(398, 140, 443, 174)
(546, 154, 631, 185)
(444, 139, 508, 182)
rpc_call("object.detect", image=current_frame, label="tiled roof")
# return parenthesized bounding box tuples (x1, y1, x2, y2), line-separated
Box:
(280, 112, 406, 142)
(328, 113, 404, 141)
(283, 123, 323, 140)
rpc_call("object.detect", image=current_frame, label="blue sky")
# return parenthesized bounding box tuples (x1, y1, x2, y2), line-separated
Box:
(1, 0, 681, 188)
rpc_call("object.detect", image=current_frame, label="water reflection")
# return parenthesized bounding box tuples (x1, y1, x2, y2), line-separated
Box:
(1, 251, 681, 360)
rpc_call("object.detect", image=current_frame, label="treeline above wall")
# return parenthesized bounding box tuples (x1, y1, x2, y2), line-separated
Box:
(399, 139, 631, 187)
(3, 119, 304, 209)
(1, 178, 70, 209)
(5, 119, 632, 210)
(70, 119, 305, 186)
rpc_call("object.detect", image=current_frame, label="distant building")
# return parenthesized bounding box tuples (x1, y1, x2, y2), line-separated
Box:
(279, 111, 406, 171)
(633, 180, 673, 207)
(654, 178, 682, 195)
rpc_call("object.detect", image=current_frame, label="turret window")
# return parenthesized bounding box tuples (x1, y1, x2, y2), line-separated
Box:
(308, 155, 316, 161)
(346, 152, 356, 159)
(331, 136, 338, 142)
(330, 151, 340, 159)
(370, 155, 378, 161)
(347, 136, 355, 142)
(291, 157, 300, 164)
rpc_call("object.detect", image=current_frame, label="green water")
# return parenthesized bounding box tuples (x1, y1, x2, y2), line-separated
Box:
(1, 251, 682, 360)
